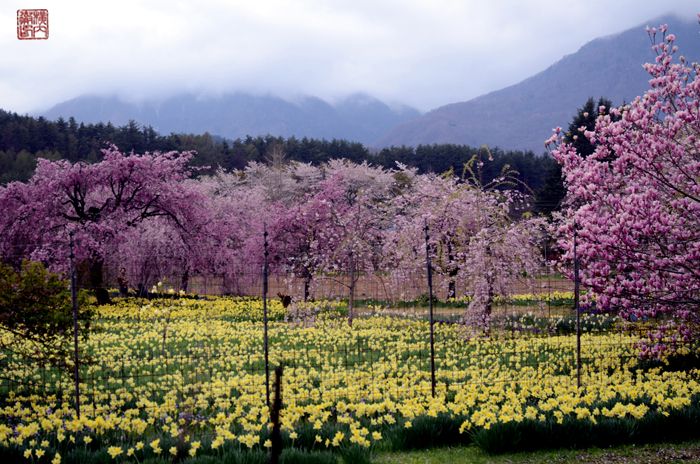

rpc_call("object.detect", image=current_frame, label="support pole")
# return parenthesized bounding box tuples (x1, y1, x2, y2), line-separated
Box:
(348, 251, 355, 327)
(263, 226, 271, 407)
(424, 220, 436, 398)
(69, 232, 81, 418)
(269, 366, 284, 464)
(574, 226, 581, 389)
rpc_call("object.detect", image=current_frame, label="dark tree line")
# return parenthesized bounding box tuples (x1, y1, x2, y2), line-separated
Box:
(374, 144, 556, 193)
(0, 111, 236, 182)
(0, 108, 571, 212)
(0, 110, 373, 182)
(533, 97, 616, 215)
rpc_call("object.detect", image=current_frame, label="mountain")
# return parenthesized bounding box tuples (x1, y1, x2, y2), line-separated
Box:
(41, 93, 420, 146)
(378, 15, 700, 153)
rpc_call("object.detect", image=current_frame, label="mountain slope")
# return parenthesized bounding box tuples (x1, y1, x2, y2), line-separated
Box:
(378, 15, 700, 153)
(41, 93, 420, 146)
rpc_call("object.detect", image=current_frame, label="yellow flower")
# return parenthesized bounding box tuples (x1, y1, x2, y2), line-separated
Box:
(191, 441, 201, 451)
(459, 420, 472, 433)
(150, 438, 161, 454)
(169, 446, 178, 456)
(331, 431, 344, 447)
(211, 436, 224, 449)
(35, 449, 45, 459)
(24, 449, 32, 459)
(52, 452, 61, 464)
(107, 446, 122, 459)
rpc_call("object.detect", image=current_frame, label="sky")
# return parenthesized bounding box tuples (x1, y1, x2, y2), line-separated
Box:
(1, 0, 698, 114)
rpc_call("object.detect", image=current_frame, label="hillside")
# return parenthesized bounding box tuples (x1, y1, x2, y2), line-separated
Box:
(378, 15, 700, 153)
(41, 93, 420, 146)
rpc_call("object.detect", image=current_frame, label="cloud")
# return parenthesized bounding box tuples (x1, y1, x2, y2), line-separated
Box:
(0, 0, 698, 114)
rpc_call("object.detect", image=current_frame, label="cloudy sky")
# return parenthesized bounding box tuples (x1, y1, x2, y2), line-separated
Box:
(1, 0, 698, 114)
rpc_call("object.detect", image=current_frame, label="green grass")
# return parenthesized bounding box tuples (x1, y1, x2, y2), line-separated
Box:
(373, 440, 700, 463)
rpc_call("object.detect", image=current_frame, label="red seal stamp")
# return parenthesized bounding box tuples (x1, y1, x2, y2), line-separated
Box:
(17, 9, 49, 40)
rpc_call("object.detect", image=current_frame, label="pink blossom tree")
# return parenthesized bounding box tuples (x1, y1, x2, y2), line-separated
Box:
(0, 146, 206, 302)
(262, 160, 396, 316)
(266, 190, 335, 301)
(196, 172, 274, 295)
(386, 173, 469, 299)
(205, 161, 328, 297)
(102, 218, 193, 296)
(548, 21, 700, 354)
(458, 215, 545, 330)
(317, 183, 387, 325)
(386, 170, 544, 328)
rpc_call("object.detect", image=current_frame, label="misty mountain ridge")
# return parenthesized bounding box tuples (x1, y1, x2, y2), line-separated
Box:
(41, 14, 700, 153)
(378, 14, 700, 153)
(42, 92, 421, 146)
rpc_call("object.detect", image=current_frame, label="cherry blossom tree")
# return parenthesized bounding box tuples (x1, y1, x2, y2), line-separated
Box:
(548, 22, 700, 354)
(317, 183, 386, 326)
(204, 161, 326, 296)
(196, 172, 274, 294)
(102, 218, 192, 296)
(0, 146, 206, 302)
(266, 190, 334, 301)
(386, 173, 468, 299)
(458, 215, 545, 330)
(0, 143, 547, 322)
(260, 161, 396, 313)
(271, 175, 389, 324)
(386, 170, 544, 329)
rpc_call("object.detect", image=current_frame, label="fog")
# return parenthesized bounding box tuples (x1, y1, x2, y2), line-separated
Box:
(1, 0, 697, 113)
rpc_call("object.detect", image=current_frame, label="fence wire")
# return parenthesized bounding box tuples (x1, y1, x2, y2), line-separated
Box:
(0, 238, 690, 426)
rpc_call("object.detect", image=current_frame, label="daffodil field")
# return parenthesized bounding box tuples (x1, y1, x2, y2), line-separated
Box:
(1, 295, 700, 463)
(3, 13, 700, 464)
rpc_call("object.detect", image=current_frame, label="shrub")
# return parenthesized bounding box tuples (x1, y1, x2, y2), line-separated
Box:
(0, 260, 92, 362)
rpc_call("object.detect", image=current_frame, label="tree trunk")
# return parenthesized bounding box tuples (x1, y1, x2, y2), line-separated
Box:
(89, 258, 110, 305)
(136, 283, 148, 298)
(348, 253, 355, 327)
(483, 246, 494, 334)
(303, 275, 311, 301)
(485, 281, 494, 318)
(117, 268, 129, 297)
(484, 277, 494, 331)
(448, 279, 457, 300)
(447, 241, 457, 299)
(180, 267, 189, 294)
